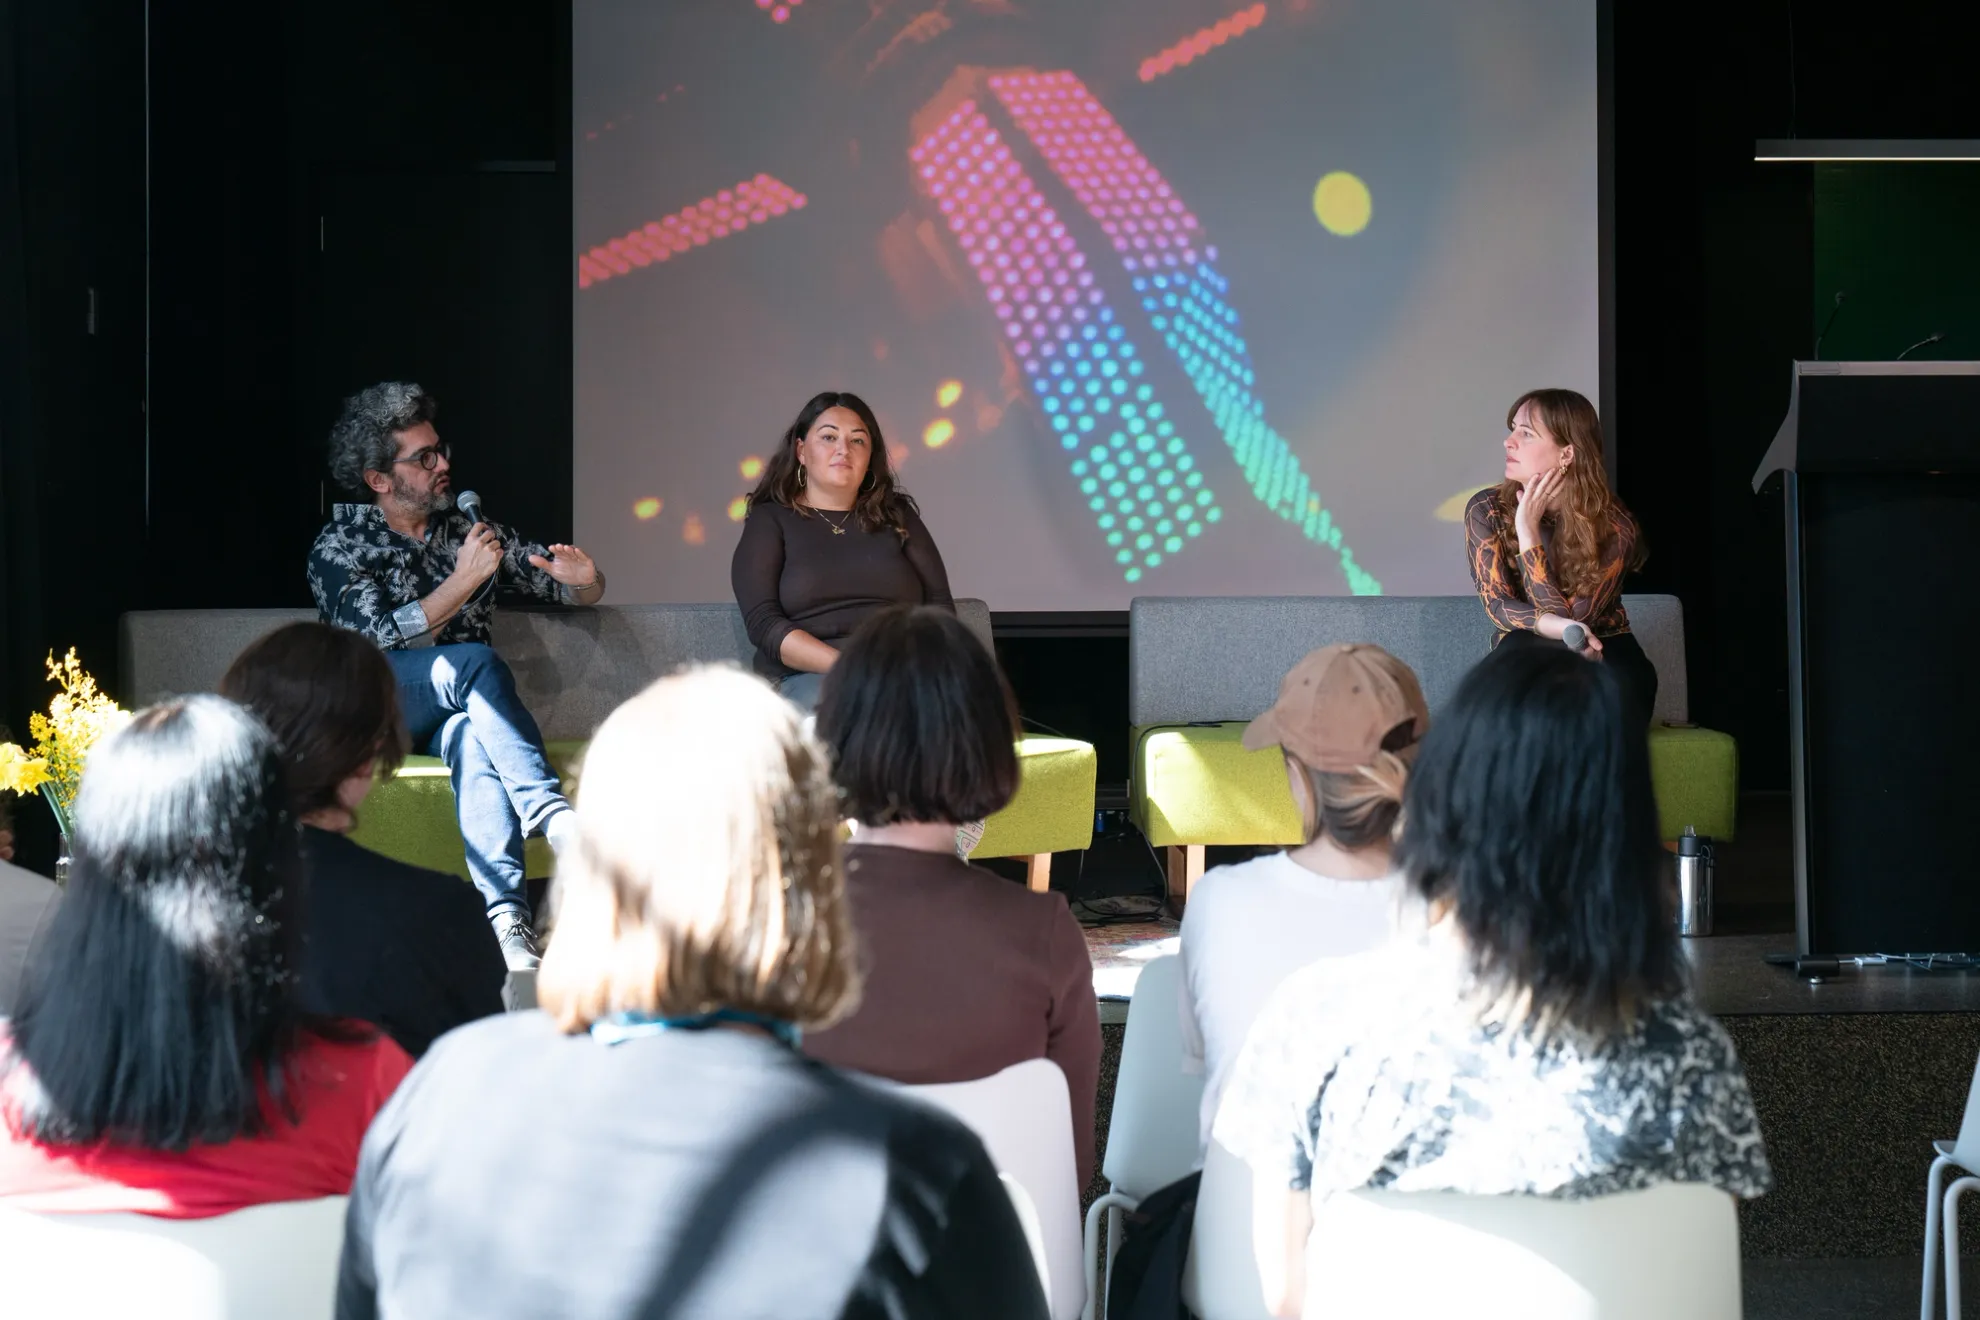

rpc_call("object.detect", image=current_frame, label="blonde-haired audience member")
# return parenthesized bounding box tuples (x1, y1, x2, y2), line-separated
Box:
(1179, 644, 1428, 1161)
(335, 667, 1047, 1320)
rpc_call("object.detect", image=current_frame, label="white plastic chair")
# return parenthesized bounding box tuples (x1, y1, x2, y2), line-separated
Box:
(898, 1059, 1086, 1320)
(1082, 952, 1205, 1320)
(1923, 1049, 1980, 1318)
(2, 1203, 226, 1319)
(1184, 1139, 1741, 1320)
(1, 1196, 348, 1320)
(1002, 1172, 1052, 1298)
(1183, 1138, 1273, 1320)
(1303, 1181, 1742, 1319)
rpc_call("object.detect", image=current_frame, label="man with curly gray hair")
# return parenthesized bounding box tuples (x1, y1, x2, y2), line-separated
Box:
(307, 382, 606, 970)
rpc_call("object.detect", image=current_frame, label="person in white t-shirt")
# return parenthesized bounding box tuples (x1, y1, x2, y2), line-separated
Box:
(1178, 643, 1429, 1160)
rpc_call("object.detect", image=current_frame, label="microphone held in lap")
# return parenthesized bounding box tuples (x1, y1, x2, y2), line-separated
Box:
(1562, 622, 1587, 653)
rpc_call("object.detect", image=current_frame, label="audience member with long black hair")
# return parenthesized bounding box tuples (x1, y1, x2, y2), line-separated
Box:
(0, 697, 412, 1216)
(221, 621, 508, 1057)
(335, 667, 1046, 1320)
(1216, 641, 1770, 1316)
(804, 605, 1101, 1185)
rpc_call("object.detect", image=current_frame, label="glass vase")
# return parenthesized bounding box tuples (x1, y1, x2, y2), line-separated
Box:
(55, 831, 71, 887)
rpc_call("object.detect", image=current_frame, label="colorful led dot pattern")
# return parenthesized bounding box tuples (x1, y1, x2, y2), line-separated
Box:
(990, 71, 1380, 594)
(911, 102, 1223, 584)
(578, 175, 807, 289)
(1138, 4, 1268, 83)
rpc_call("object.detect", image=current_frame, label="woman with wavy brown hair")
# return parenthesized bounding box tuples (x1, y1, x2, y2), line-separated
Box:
(1463, 388, 1657, 725)
(730, 391, 955, 710)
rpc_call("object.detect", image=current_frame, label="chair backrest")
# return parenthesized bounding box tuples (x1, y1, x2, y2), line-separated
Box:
(1130, 594, 1693, 730)
(1951, 1048, 1980, 1170)
(1184, 1140, 1741, 1320)
(1129, 596, 1495, 727)
(119, 599, 996, 742)
(120, 608, 319, 708)
(895, 1059, 1085, 1320)
(4, 1196, 349, 1320)
(999, 1173, 1052, 1304)
(1, 1204, 227, 1319)
(1183, 1139, 1273, 1320)
(1618, 592, 1689, 724)
(1304, 1181, 1741, 1320)
(1103, 954, 1206, 1197)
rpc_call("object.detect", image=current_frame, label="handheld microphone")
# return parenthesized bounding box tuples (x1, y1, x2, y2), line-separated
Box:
(1896, 331, 1945, 361)
(455, 489, 484, 526)
(1814, 291, 1847, 361)
(1562, 622, 1587, 652)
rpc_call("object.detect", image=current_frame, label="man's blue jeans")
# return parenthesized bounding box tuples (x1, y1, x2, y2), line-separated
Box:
(387, 643, 568, 918)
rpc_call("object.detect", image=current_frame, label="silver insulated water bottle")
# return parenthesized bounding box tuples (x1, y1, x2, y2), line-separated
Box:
(1676, 827, 1715, 937)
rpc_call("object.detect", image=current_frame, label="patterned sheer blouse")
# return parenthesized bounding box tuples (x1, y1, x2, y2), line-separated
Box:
(1214, 929, 1773, 1202)
(1464, 488, 1638, 640)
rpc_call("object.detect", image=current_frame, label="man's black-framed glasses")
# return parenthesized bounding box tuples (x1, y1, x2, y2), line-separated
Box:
(394, 440, 451, 471)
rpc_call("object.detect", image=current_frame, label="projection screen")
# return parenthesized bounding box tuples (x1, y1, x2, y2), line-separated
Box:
(575, 0, 1598, 609)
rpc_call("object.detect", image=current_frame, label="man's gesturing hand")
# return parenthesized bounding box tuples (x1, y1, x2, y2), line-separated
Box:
(528, 543, 598, 588)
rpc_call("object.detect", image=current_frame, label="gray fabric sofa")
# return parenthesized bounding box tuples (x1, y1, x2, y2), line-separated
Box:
(119, 599, 1098, 884)
(1127, 593, 1729, 902)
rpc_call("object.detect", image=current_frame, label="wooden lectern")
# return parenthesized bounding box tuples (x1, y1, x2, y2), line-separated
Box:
(1753, 362, 1980, 956)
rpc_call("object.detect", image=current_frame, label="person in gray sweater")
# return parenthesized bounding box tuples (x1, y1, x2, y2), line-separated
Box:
(336, 667, 1046, 1320)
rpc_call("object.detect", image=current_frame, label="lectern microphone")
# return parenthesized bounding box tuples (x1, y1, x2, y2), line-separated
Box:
(1896, 331, 1946, 361)
(1814, 291, 1847, 361)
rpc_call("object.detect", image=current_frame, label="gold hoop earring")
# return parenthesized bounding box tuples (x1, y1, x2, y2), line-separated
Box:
(797, 464, 806, 489)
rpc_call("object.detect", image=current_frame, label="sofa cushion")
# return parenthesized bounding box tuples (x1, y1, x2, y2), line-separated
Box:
(1129, 596, 1494, 728)
(347, 740, 588, 883)
(1131, 723, 1303, 850)
(350, 733, 1094, 883)
(971, 736, 1099, 860)
(1648, 725, 1738, 842)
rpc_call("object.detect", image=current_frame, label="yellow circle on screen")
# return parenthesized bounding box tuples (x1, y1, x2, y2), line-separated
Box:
(1312, 171, 1372, 236)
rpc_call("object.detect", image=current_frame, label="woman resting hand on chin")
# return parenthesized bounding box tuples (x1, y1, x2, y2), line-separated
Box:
(1463, 388, 1658, 727)
(731, 392, 956, 712)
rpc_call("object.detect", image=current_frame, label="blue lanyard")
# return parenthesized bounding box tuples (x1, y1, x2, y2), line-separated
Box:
(588, 1007, 801, 1050)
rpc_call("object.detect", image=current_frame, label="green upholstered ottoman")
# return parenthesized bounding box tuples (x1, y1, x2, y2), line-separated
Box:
(351, 735, 1096, 895)
(1131, 724, 1302, 848)
(969, 735, 1099, 888)
(1130, 723, 1303, 901)
(1647, 724, 1738, 842)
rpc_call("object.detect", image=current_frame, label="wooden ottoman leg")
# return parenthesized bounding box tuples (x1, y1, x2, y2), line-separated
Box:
(1026, 853, 1053, 893)
(1166, 845, 1205, 912)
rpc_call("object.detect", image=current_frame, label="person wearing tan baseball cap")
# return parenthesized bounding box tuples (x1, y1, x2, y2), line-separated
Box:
(1178, 643, 1430, 1160)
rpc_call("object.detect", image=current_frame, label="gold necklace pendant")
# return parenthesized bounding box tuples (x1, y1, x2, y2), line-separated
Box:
(817, 507, 850, 535)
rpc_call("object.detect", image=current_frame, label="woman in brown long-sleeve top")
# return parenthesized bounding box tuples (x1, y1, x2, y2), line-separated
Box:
(730, 392, 955, 712)
(804, 605, 1102, 1187)
(1463, 388, 1657, 726)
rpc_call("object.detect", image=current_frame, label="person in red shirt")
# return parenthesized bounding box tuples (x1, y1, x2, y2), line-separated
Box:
(0, 695, 412, 1218)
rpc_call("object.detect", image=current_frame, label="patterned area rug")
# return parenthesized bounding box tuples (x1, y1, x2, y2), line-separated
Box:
(1084, 917, 1180, 1000)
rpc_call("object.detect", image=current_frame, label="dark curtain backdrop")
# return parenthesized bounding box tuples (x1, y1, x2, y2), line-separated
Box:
(6, 0, 1980, 869)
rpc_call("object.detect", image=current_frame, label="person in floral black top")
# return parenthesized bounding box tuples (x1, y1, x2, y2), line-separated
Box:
(1215, 640, 1769, 1317)
(307, 383, 605, 970)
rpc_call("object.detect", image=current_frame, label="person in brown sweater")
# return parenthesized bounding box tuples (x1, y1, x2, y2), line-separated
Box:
(730, 391, 955, 711)
(805, 605, 1102, 1185)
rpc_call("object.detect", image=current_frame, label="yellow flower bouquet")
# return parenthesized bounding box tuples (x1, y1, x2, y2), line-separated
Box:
(0, 649, 131, 841)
